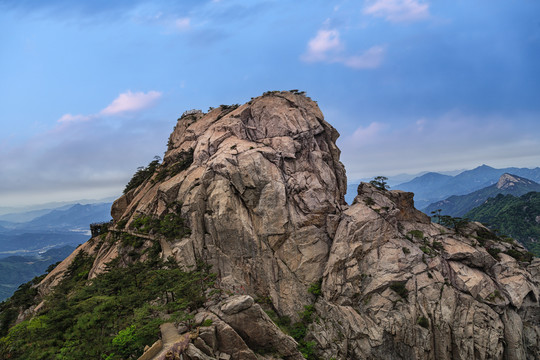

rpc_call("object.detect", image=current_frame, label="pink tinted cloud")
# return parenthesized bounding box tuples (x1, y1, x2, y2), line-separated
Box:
(100, 90, 162, 116)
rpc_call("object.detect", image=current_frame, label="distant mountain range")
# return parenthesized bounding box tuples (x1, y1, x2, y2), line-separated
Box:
(0, 195, 117, 219)
(345, 169, 466, 204)
(0, 202, 112, 257)
(465, 192, 540, 256)
(393, 165, 540, 209)
(0, 203, 112, 231)
(424, 173, 540, 217)
(345, 165, 540, 206)
(0, 202, 112, 300)
(14, 203, 112, 231)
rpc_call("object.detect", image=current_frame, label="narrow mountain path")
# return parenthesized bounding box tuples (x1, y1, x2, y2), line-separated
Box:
(111, 229, 173, 259)
(151, 323, 183, 360)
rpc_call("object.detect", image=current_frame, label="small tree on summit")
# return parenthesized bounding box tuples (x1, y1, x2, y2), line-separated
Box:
(370, 176, 389, 191)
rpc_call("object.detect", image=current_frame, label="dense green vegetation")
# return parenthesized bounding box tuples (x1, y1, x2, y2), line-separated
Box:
(465, 192, 540, 256)
(0, 250, 215, 359)
(129, 208, 191, 240)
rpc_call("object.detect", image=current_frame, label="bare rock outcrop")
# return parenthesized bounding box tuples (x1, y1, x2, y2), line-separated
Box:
(142, 295, 304, 360)
(316, 182, 540, 359)
(103, 91, 347, 317)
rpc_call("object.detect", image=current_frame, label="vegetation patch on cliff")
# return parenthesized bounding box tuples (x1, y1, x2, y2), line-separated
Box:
(0, 252, 215, 360)
(123, 156, 161, 194)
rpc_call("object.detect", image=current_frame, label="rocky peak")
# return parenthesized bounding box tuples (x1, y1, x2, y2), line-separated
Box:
(496, 173, 534, 189)
(105, 90, 347, 317)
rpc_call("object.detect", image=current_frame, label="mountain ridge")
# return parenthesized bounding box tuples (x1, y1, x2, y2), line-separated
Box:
(394, 164, 540, 208)
(424, 173, 540, 217)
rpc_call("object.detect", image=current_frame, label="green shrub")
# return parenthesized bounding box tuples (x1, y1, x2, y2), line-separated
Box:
(120, 233, 146, 248)
(308, 279, 322, 297)
(504, 249, 534, 262)
(154, 149, 194, 182)
(487, 247, 501, 260)
(130, 211, 190, 240)
(363, 197, 375, 206)
(116, 218, 128, 230)
(419, 246, 432, 255)
(216, 104, 239, 120)
(289, 322, 307, 342)
(408, 230, 424, 240)
(369, 176, 389, 191)
(402, 247, 411, 254)
(299, 341, 317, 359)
(0, 257, 215, 360)
(300, 305, 315, 323)
(201, 319, 213, 327)
(486, 290, 503, 302)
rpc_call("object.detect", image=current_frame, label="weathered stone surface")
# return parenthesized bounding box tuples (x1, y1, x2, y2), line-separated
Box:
(213, 317, 257, 360)
(220, 295, 254, 315)
(198, 326, 218, 352)
(213, 296, 303, 360)
(193, 337, 214, 357)
(319, 182, 539, 359)
(184, 343, 214, 360)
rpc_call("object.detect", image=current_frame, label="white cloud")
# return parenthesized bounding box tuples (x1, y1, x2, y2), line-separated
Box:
(303, 29, 342, 62)
(175, 17, 191, 31)
(363, 0, 429, 22)
(340, 46, 386, 69)
(57, 90, 162, 124)
(100, 90, 162, 116)
(350, 122, 388, 143)
(302, 28, 385, 69)
(58, 113, 94, 123)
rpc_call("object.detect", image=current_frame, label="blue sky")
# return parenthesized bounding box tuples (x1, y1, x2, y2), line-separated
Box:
(1, 0, 539, 207)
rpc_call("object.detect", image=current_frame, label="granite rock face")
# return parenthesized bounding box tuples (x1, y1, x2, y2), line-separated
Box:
(37, 91, 540, 359)
(316, 182, 539, 359)
(107, 91, 346, 318)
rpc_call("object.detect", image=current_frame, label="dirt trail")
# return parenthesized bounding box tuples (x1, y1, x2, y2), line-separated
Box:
(151, 323, 183, 359)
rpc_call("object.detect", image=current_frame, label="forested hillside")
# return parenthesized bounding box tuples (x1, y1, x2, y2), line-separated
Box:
(466, 192, 540, 255)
